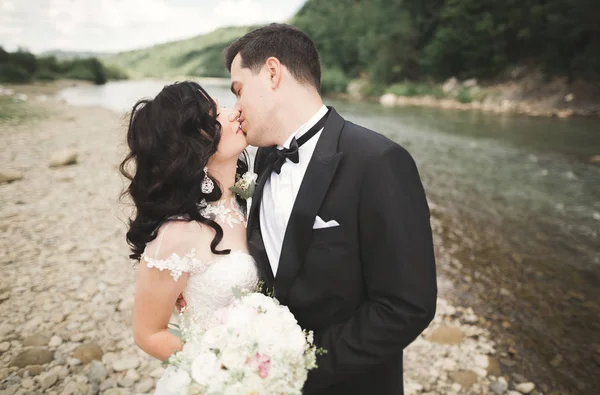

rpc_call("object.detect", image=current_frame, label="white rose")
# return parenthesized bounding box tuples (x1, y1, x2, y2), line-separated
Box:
(240, 373, 265, 393)
(224, 382, 246, 395)
(201, 325, 227, 349)
(160, 367, 191, 395)
(190, 351, 220, 385)
(220, 347, 248, 370)
(224, 303, 258, 328)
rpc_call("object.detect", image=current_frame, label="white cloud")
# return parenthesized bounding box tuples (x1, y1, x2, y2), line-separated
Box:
(0, 0, 305, 53)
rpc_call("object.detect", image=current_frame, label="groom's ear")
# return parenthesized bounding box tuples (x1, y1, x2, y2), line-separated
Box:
(265, 57, 282, 89)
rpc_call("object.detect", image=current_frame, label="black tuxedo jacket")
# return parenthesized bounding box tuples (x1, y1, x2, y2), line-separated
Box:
(247, 107, 437, 395)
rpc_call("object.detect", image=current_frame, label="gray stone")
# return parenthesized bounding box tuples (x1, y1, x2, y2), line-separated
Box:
(103, 388, 131, 395)
(426, 326, 464, 345)
(490, 377, 508, 395)
(125, 368, 140, 382)
(511, 373, 528, 384)
(0, 292, 9, 302)
(118, 376, 135, 388)
(550, 354, 563, 367)
(0, 384, 19, 395)
(22, 317, 43, 332)
(589, 155, 600, 165)
(0, 367, 10, 380)
(448, 370, 478, 389)
(70, 333, 85, 342)
(87, 360, 107, 383)
(10, 348, 54, 368)
(0, 323, 13, 337)
(21, 377, 35, 389)
(48, 336, 63, 347)
(100, 377, 118, 391)
(49, 148, 78, 168)
(60, 382, 79, 395)
(101, 352, 119, 365)
(516, 382, 536, 394)
(346, 79, 369, 99)
(25, 365, 43, 376)
(37, 371, 58, 390)
(67, 357, 82, 366)
(149, 367, 165, 378)
(379, 93, 397, 108)
(0, 170, 23, 184)
(443, 77, 459, 93)
(463, 78, 478, 88)
(112, 356, 139, 372)
(50, 365, 69, 379)
(23, 334, 50, 347)
(134, 378, 154, 393)
(0, 341, 11, 352)
(72, 343, 103, 364)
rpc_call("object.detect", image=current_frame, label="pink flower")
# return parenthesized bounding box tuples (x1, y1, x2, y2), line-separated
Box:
(246, 352, 271, 379)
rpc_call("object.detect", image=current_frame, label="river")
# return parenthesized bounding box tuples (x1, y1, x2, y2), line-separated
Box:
(59, 79, 600, 393)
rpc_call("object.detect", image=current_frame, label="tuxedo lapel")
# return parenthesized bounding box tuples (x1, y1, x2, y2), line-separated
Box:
(274, 107, 344, 303)
(247, 147, 277, 288)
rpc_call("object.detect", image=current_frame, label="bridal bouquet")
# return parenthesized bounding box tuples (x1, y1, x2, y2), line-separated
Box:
(161, 291, 321, 394)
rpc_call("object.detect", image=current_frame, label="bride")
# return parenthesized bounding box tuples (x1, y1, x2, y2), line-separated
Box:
(119, 81, 258, 388)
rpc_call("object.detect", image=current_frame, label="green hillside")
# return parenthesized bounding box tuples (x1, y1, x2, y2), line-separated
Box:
(103, 26, 256, 79)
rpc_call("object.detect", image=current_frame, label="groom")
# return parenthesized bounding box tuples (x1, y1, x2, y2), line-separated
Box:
(225, 24, 437, 395)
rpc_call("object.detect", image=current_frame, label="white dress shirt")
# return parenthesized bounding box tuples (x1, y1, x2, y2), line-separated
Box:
(260, 105, 328, 276)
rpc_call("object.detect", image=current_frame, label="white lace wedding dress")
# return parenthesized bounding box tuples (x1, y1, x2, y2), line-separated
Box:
(140, 202, 259, 394)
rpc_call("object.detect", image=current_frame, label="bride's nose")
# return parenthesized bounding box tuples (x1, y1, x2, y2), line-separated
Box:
(219, 107, 235, 122)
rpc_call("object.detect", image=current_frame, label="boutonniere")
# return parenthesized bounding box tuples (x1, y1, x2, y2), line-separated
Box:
(229, 171, 257, 200)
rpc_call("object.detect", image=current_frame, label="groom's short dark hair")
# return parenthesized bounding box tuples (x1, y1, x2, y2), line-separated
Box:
(224, 23, 321, 92)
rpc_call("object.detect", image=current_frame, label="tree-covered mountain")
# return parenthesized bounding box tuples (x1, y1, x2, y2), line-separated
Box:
(103, 26, 256, 79)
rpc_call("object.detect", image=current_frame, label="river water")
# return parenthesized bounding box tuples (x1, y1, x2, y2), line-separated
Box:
(59, 80, 600, 393)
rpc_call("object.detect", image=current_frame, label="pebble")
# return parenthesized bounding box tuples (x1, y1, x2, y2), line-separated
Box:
(70, 333, 85, 342)
(72, 343, 103, 364)
(10, 348, 54, 368)
(87, 360, 107, 383)
(100, 377, 118, 391)
(516, 382, 536, 394)
(511, 373, 528, 383)
(112, 356, 139, 372)
(490, 377, 508, 395)
(20, 377, 35, 389)
(23, 334, 50, 347)
(37, 372, 58, 390)
(26, 365, 43, 376)
(49, 148, 78, 168)
(0, 169, 23, 184)
(135, 377, 155, 393)
(49, 336, 63, 347)
(59, 382, 79, 395)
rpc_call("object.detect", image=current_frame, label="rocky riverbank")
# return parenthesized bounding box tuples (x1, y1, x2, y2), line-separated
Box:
(374, 73, 600, 121)
(1, 82, 547, 394)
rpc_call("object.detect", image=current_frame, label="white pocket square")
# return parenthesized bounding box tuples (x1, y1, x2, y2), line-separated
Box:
(313, 216, 340, 230)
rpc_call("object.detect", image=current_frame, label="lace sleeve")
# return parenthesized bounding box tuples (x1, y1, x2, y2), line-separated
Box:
(141, 221, 206, 281)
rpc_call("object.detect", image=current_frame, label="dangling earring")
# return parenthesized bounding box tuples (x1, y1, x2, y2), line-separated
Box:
(201, 166, 214, 194)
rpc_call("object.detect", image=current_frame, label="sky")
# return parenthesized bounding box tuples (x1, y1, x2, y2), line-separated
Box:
(0, 0, 306, 54)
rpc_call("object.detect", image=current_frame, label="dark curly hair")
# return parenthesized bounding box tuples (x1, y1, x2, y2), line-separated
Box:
(119, 81, 247, 261)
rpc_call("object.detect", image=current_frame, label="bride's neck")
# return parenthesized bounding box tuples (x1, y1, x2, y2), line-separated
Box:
(207, 158, 237, 200)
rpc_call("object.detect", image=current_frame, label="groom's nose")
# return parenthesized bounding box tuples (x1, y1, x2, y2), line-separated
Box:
(228, 108, 242, 123)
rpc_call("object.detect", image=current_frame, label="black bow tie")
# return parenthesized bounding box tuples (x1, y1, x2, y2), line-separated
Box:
(267, 110, 329, 174)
